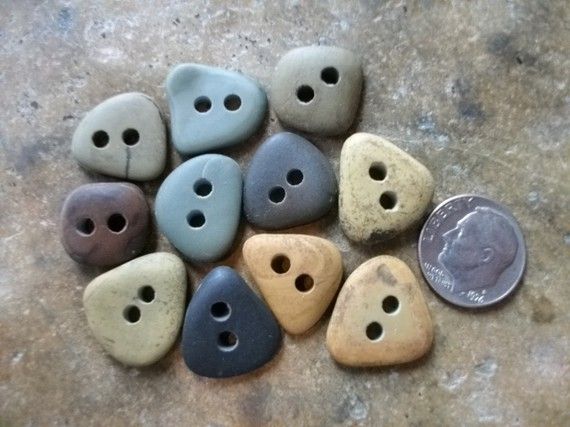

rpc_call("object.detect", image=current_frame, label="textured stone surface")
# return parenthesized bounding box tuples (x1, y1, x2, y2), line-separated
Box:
(166, 64, 267, 155)
(243, 132, 337, 229)
(271, 45, 362, 135)
(83, 252, 187, 367)
(327, 255, 433, 367)
(339, 132, 435, 243)
(155, 154, 242, 263)
(72, 92, 166, 181)
(243, 233, 343, 334)
(1, 2, 569, 426)
(60, 182, 150, 266)
(182, 266, 281, 378)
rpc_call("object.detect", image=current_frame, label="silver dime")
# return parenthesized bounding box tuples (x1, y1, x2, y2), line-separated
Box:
(418, 195, 526, 308)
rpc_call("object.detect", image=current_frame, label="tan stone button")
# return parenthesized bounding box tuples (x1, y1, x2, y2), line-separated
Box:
(243, 234, 343, 335)
(83, 252, 187, 367)
(339, 132, 435, 243)
(326, 255, 433, 367)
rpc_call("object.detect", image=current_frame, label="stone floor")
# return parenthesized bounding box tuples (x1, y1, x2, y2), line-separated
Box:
(1, 1, 569, 426)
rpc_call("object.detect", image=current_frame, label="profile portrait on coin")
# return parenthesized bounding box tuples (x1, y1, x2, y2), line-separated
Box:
(438, 206, 518, 294)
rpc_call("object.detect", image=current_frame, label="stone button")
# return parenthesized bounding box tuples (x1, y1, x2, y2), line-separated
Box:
(72, 93, 166, 181)
(243, 234, 343, 335)
(271, 46, 362, 135)
(166, 63, 267, 156)
(60, 183, 149, 266)
(243, 132, 337, 229)
(182, 266, 281, 378)
(339, 132, 435, 243)
(154, 154, 242, 263)
(326, 255, 433, 367)
(83, 252, 187, 367)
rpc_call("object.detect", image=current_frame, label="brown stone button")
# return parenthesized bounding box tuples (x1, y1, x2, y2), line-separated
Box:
(243, 233, 343, 335)
(326, 255, 433, 367)
(60, 183, 149, 266)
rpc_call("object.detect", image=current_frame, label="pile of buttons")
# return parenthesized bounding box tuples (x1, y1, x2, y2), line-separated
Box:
(61, 45, 522, 378)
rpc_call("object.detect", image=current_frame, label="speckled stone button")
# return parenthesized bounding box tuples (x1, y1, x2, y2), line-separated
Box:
(60, 182, 149, 266)
(154, 154, 242, 263)
(83, 252, 187, 367)
(339, 132, 435, 243)
(72, 92, 166, 181)
(243, 234, 343, 335)
(181, 266, 281, 378)
(271, 46, 362, 135)
(166, 63, 267, 155)
(326, 255, 433, 367)
(243, 132, 337, 229)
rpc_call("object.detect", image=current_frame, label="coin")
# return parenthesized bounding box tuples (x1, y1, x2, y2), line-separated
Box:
(418, 195, 526, 308)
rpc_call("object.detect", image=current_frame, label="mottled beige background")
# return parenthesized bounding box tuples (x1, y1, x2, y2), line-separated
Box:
(1, 1, 568, 426)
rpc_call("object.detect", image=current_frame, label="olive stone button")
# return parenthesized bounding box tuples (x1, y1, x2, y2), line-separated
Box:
(243, 132, 337, 229)
(339, 132, 435, 243)
(83, 252, 187, 367)
(326, 256, 433, 367)
(60, 183, 149, 266)
(271, 46, 362, 135)
(155, 154, 242, 263)
(72, 92, 166, 181)
(181, 266, 281, 378)
(166, 63, 267, 155)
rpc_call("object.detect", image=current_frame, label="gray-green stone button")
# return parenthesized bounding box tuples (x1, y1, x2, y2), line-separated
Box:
(154, 154, 242, 263)
(271, 46, 363, 135)
(83, 252, 187, 367)
(166, 64, 267, 156)
(71, 92, 166, 181)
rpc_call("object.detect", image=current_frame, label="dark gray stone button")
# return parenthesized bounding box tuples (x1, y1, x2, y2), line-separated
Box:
(181, 266, 282, 378)
(243, 132, 337, 229)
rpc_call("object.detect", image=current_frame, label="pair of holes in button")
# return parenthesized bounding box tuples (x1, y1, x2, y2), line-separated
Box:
(368, 162, 397, 210)
(365, 296, 400, 341)
(123, 286, 156, 324)
(268, 169, 304, 204)
(295, 66, 340, 104)
(210, 302, 238, 351)
(194, 94, 242, 113)
(270, 255, 314, 293)
(187, 179, 212, 228)
(76, 213, 127, 236)
(91, 129, 140, 148)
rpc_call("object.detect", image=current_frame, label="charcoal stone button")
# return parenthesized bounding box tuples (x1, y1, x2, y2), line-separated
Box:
(243, 132, 337, 229)
(60, 183, 149, 266)
(83, 252, 187, 367)
(166, 63, 267, 155)
(181, 266, 281, 378)
(72, 92, 167, 181)
(271, 46, 362, 135)
(154, 154, 242, 262)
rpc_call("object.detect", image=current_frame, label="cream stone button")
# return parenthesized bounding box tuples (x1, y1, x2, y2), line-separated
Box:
(339, 132, 435, 243)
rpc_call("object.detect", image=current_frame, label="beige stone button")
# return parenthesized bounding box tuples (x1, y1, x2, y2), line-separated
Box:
(243, 234, 343, 335)
(83, 252, 187, 367)
(326, 255, 433, 367)
(339, 132, 435, 243)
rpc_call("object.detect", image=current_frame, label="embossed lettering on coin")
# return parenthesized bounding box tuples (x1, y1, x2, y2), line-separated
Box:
(419, 195, 526, 308)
